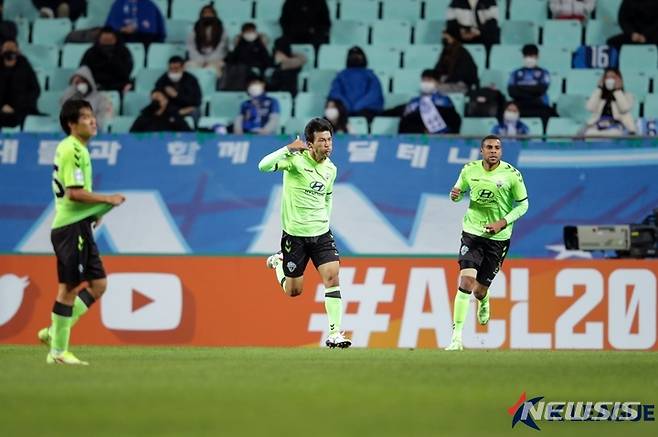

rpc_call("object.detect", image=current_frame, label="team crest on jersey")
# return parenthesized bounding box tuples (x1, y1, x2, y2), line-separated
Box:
(287, 261, 297, 272)
(496, 179, 504, 188)
(460, 245, 469, 256)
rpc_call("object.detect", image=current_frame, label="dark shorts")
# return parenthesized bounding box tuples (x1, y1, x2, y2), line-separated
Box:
(51, 216, 106, 285)
(280, 230, 340, 278)
(458, 231, 510, 287)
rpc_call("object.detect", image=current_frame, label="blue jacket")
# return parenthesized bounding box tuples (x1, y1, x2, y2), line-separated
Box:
(508, 67, 550, 106)
(328, 68, 383, 114)
(240, 95, 280, 132)
(491, 120, 530, 136)
(106, 0, 166, 41)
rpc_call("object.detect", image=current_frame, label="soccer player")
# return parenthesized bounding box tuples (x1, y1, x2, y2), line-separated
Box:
(258, 117, 351, 348)
(38, 99, 125, 365)
(445, 134, 529, 351)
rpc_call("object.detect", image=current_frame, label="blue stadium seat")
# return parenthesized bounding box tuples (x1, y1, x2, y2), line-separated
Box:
(23, 116, 59, 132)
(340, 0, 379, 21)
(135, 68, 166, 92)
(61, 43, 92, 68)
(381, 0, 422, 21)
(595, 0, 622, 22)
(414, 20, 445, 44)
(542, 20, 582, 47)
(269, 91, 293, 124)
(294, 93, 325, 118)
(304, 69, 338, 95)
(371, 116, 400, 134)
(254, 0, 285, 20)
(122, 92, 151, 116)
(165, 19, 193, 44)
(424, 0, 451, 20)
(146, 43, 185, 68)
(566, 69, 603, 94)
(461, 117, 498, 135)
(49, 68, 76, 91)
(508, 0, 548, 24)
(489, 44, 523, 70)
(32, 18, 72, 45)
(209, 92, 248, 119)
(109, 116, 136, 133)
(620, 45, 658, 70)
(171, 0, 212, 20)
(372, 20, 412, 46)
(348, 116, 369, 134)
(584, 20, 621, 45)
(214, 0, 253, 21)
(546, 117, 583, 135)
(392, 69, 423, 94)
(385, 92, 412, 108)
(127, 43, 146, 73)
(644, 95, 658, 118)
(330, 20, 369, 46)
(20, 44, 59, 70)
(501, 21, 537, 45)
(188, 68, 217, 99)
(556, 94, 590, 122)
(291, 44, 315, 70)
(464, 44, 486, 72)
(37, 91, 61, 117)
(3, 0, 39, 20)
(404, 45, 441, 69)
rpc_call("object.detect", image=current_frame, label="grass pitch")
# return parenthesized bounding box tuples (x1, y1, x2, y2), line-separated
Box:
(0, 346, 656, 437)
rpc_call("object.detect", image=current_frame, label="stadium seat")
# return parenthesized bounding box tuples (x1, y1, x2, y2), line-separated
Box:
(449, 93, 465, 116)
(86, 0, 114, 25)
(146, 43, 185, 68)
(595, 0, 622, 22)
(34, 68, 48, 91)
(135, 68, 166, 92)
(283, 117, 308, 135)
(214, 0, 253, 21)
(171, 0, 212, 20)
(620, 45, 658, 70)
(371, 116, 400, 134)
(198, 116, 231, 130)
(209, 92, 248, 119)
(620, 70, 650, 101)
(381, 0, 422, 21)
(109, 116, 136, 133)
(461, 117, 498, 135)
(424, 0, 451, 20)
(37, 91, 61, 117)
(254, 0, 284, 20)
(392, 69, 423, 94)
(404, 45, 441, 69)
(464, 44, 486, 72)
(304, 69, 338, 95)
(508, 0, 548, 24)
(501, 21, 537, 45)
(524, 117, 544, 135)
(49, 68, 76, 91)
(327, 0, 338, 19)
(23, 116, 59, 133)
(127, 43, 146, 73)
(294, 93, 325, 119)
(372, 20, 412, 46)
(20, 44, 59, 70)
(414, 20, 445, 45)
(122, 92, 151, 116)
(479, 69, 508, 92)
(165, 19, 193, 44)
(74, 16, 104, 29)
(15, 19, 29, 44)
(269, 92, 293, 124)
(584, 20, 621, 45)
(489, 45, 523, 70)
(154, 0, 169, 18)
(374, 70, 392, 93)
(556, 94, 590, 122)
(545, 117, 583, 136)
(366, 46, 402, 70)
(340, 0, 379, 21)
(542, 20, 582, 47)
(290, 44, 315, 69)
(188, 68, 217, 99)
(347, 116, 368, 134)
(32, 18, 72, 45)
(385, 92, 412, 108)
(540, 46, 572, 75)
(317, 44, 350, 69)
(330, 20, 369, 46)
(61, 43, 92, 68)
(644, 95, 658, 118)
(3, 0, 39, 20)
(103, 90, 120, 117)
(546, 71, 565, 103)
(566, 69, 603, 94)
(255, 19, 283, 42)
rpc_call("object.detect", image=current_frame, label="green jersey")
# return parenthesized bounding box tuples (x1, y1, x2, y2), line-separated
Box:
(51, 135, 112, 229)
(453, 159, 528, 241)
(259, 147, 336, 237)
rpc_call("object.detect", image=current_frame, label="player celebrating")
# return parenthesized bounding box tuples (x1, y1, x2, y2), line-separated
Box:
(38, 99, 125, 364)
(446, 134, 529, 351)
(258, 117, 351, 349)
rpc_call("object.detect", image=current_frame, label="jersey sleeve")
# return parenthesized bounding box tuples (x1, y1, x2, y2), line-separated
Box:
(257, 146, 295, 172)
(511, 169, 528, 201)
(503, 169, 529, 225)
(60, 146, 85, 188)
(325, 166, 335, 217)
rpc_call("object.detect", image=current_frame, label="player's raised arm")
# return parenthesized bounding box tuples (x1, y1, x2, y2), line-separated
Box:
(257, 136, 307, 172)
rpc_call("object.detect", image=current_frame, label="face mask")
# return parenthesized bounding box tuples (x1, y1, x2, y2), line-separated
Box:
(503, 110, 519, 122)
(2, 51, 17, 61)
(248, 83, 264, 97)
(604, 78, 616, 90)
(324, 107, 339, 121)
(242, 32, 258, 42)
(76, 82, 89, 95)
(420, 81, 436, 94)
(168, 71, 183, 82)
(523, 56, 538, 68)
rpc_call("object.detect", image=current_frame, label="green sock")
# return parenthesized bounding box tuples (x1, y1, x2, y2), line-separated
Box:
(324, 286, 342, 334)
(275, 262, 286, 291)
(50, 302, 73, 353)
(452, 289, 472, 337)
(48, 290, 96, 336)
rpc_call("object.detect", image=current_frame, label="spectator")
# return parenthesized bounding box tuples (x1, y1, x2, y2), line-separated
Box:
(155, 55, 202, 125)
(233, 73, 280, 135)
(395, 69, 462, 134)
(269, 35, 307, 96)
(446, 0, 500, 49)
(130, 88, 191, 132)
(0, 40, 40, 128)
(584, 68, 636, 136)
(327, 46, 383, 120)
(434, 28, 479, 94)
(105, 0, 165, 46)
(226, 22, 271, 75)
(549, 0, 596, 20)
(32, 0, 86, 20)
(186, 4, 229, 78)
(81, 26, 133, 92)
(279, 0, 330, 49)
(607, 0, 658, 48)
(491, 102, 529, 136)
(323, 98, 350, 133)
(60, 65, 113, 130)
(508, 44, 555, 125)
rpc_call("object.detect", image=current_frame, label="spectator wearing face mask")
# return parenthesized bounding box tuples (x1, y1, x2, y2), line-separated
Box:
(323, 98, 350, 133)
(0, 39, 40, 128)
(60, 65, 113, 130)
(226, 22, 271, 75)
(279, 0, 331, 49)
(233, 74, 280, 135)
(584, 68, 636, 136)
(80, 27, 133, 92)
(186, 4, 228, 78)
(154, 56, 202, 126)
(327, 46, 383, 121)
(130, 88, 192, 132)
(491, 102, 529, 136)
(508, 44, 555, 126)
(434, 28, 479, 94)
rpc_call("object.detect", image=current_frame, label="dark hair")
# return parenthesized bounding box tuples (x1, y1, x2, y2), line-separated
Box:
(304, 117, 334, 143)
(421, 68, 440, 81)
(194, 6, 224, 53)
(169, 55, 184, 65)
(481, 134, 502, 147)
(241, 22, 256, 32)
(522, 44, 539, 56)
(59, 99, 93, 135)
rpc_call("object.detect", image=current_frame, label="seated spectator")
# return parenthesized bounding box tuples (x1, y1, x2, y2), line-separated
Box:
(32, 0, 86, 20)
(607, 0, 658, 48)
(269, 35, 307, 96)
(105, 0, 165, 46)
(327, 46, 383, 120)
(81, 26, 133, 92)
(508, 44, 555, 125)
(186, 4, 228, 78)
(491, 102, 529, 136)
(0, 40, 40, 128)
(279, 0, 330, 49)
(390, 69, 461, 134)
(434, 28, 479, 94)
(155, 56, 202, 125)
(323, 98, 350, 134)
(549, 0, 595, 20)
(446, 0, 500, 49)
(226, 22, 271, 75)
(233, 73, 280, 135)
(584, 68, 636, 136)
(60, 65, 113, 130)
(130, 88, 191, 132)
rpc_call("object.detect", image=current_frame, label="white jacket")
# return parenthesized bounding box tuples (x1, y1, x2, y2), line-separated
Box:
(586, 88, 636, 133)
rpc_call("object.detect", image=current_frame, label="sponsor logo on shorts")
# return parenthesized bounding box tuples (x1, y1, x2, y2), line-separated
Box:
(284, 240, 292, 253)
(286, 261, 297, 272)
(460, 245, 469, 256)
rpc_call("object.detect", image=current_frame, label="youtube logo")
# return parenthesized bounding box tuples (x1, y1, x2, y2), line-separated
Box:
(101, 273, 182, 331)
